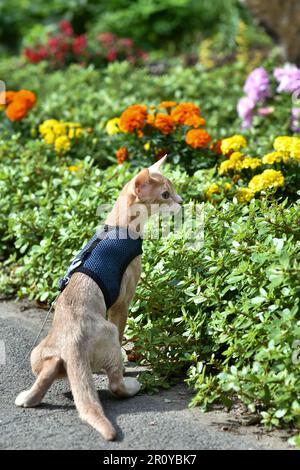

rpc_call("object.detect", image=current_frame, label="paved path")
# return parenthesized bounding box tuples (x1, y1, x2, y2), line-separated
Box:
(0, 300, 292, 450)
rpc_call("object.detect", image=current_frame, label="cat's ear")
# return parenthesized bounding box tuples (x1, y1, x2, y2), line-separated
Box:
(148, 154, 167, 174)
(134, 168, 150, 196)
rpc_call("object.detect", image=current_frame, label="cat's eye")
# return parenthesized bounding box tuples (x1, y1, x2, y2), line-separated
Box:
(161, 191, 170, 199)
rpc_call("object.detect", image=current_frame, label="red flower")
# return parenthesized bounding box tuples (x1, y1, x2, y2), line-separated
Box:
(73, 35, 87, 55)
(127, 55, 137, 64)
(54, 51, 65, 63)
(59, 20, 73, 37)
(98, 32, 115, 45)
(137, 49, 148, 60)
(107, 49, 118, 62)
(24, 46, 48, 63)
(48, 37, 60, 52)
(119, 38, 134, 48)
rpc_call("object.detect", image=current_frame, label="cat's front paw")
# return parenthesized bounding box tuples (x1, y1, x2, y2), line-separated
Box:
(123, 377, 141, 396)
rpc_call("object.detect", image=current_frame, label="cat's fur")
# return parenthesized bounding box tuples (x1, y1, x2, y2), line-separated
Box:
(15, 156, 182, 441)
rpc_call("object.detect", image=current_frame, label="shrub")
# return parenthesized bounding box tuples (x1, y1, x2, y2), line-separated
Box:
(1, 140, 299, 433)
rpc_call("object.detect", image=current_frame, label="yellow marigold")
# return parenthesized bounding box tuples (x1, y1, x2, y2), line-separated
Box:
(52, 122, 67, 137)
(273, 136, 293, 153)
(54, 136, 71, 153)
(116, 147, 128, 164)
(240, 157, 262, 170)
(158, 101, 177, 109)
(218, 151, 244, 175)
(290, 137, 300, 161)
(39, 119, 59, 135)
(144, 142, 151, 151)
(69, 127, 82, 139)
(262, 151, 288, 164)
(106, 117, 121, 135)
(248, 169, 285, 193)
(224, 182, 232, 191)
(119, 104, 147, 132)
(154, 113, 174, 134)
(68, 165, 81, 172)
(171, 102, 200, 124)
(185, 128, 211, 149)
(237, 188, 255, 203)
(184, 115, 206, 128)
(43, 131, 56, 145)
(206, 183, 220, 199)
(220, 135, 247, 155)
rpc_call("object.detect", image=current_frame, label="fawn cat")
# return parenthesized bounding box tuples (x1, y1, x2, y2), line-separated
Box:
(15, 155, 182, 441)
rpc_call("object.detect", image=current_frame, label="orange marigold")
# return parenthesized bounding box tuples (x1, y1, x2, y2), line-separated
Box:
(158, 101, 177, 109)
(116, 147, 128, 164)
(154, 113, 174, 134)
(15, 90, 37, 109)
(119, 104, 147, 132)
(184, 115, 206, 128)
(210, 139, 222, 155)
(147, 114, 155, 125)
(185, 129, 211, 149)
(171, 102, 200, 124)
(5, 91, 17, 104)
(5, 99, 28, 121)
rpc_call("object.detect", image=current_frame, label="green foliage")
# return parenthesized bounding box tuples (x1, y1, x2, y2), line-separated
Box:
(1, 32, 300, 439)
(0, 0, 249, 54)
(0, 135, 300, 432)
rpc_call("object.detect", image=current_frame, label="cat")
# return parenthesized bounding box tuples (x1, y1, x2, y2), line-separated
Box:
(15, 155, 182, 441)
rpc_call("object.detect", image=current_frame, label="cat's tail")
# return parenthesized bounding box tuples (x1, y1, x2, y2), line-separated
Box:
(66, 347, 116, 441)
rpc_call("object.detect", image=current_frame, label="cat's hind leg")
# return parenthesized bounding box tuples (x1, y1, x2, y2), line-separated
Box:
(15, 356, 62, 407)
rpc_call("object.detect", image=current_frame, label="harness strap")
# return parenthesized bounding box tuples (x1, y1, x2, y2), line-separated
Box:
(58, 227, 109, 292)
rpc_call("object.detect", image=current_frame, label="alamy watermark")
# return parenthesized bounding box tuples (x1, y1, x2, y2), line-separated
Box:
(96, 201, 204, 250)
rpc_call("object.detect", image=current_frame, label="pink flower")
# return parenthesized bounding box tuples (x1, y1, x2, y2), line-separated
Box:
(257, 106, 274, 116)
(237, 96, 255, 128)
(274, 64, 300, 93)
(291, 107, 300, 132)
(243, 67, 271, 103)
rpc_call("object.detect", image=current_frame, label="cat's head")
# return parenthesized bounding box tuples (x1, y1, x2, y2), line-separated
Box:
(132, 155, 182, 214)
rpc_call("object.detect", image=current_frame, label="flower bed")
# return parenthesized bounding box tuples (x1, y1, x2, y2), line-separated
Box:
(23, 21, 147, 69)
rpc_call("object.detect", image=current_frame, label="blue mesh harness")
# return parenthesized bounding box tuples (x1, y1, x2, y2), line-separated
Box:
(59, 225, 143, 309)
